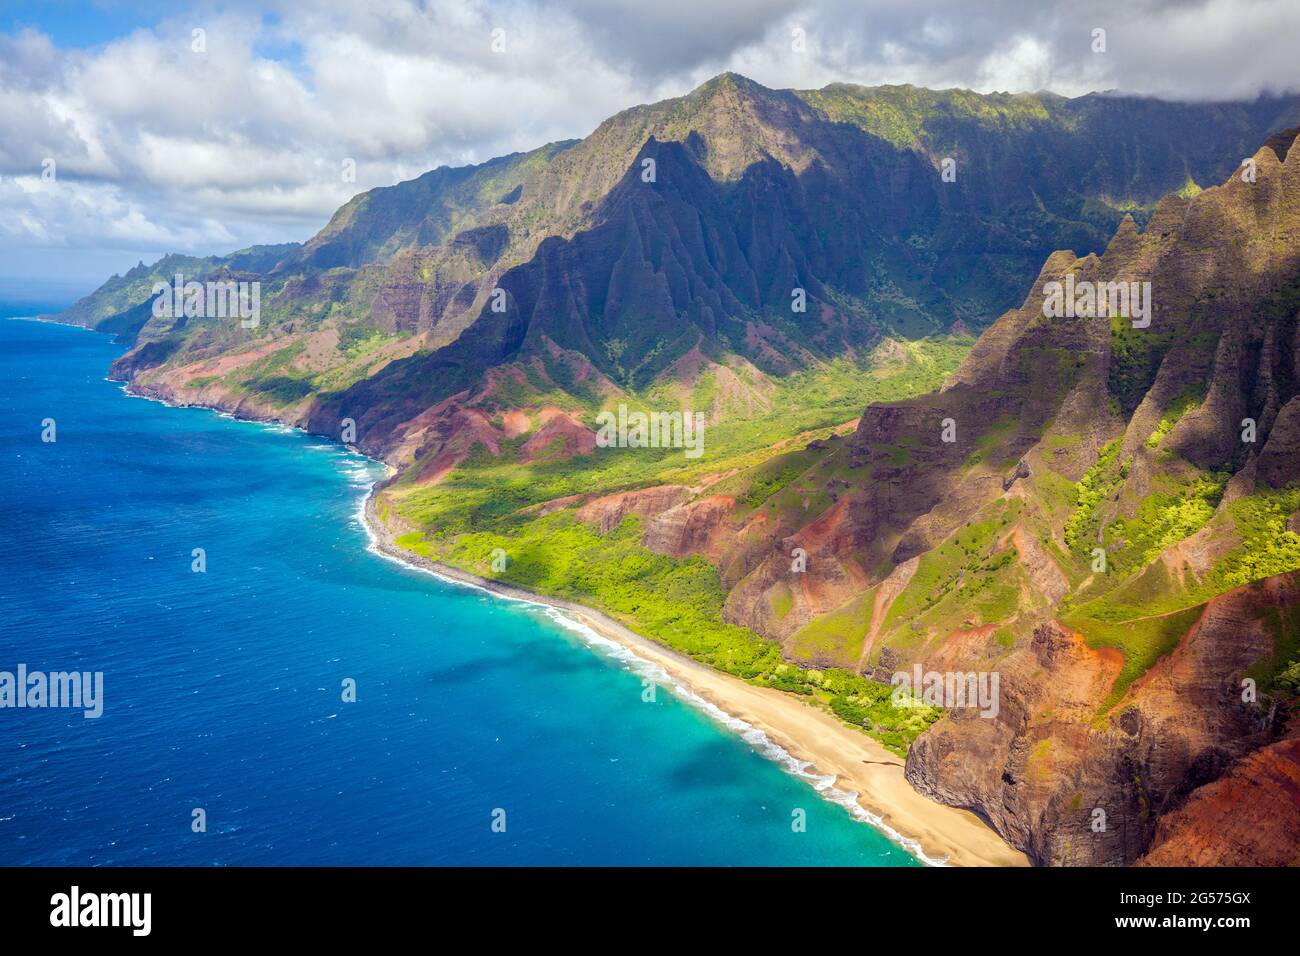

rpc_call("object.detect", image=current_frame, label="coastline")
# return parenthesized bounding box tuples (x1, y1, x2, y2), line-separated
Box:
(15, 315, 1026, 867)
(361, 490, 1029, 868)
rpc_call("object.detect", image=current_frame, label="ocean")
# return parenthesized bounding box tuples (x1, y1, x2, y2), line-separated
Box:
(0, 312, 919, 866)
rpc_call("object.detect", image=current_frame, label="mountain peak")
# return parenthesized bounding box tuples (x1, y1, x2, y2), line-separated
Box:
(693, 71, 767, 95)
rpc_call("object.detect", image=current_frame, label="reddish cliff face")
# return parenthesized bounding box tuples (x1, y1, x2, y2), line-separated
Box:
(391, 401, 504, 483)
(1135, 736, 1300, 866)
(906, 574, 1296, 865)
(519, 408, 597, 463)
(575, 486, 692, 534)
(642, 495, 738, 562)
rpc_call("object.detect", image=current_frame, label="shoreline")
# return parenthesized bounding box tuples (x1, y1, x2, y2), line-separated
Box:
(361, 491, 1029, 868)
(18, 315, 1026, 867)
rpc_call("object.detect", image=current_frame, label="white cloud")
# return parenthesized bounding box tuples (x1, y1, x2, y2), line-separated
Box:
(0, 174, 235, 248)
(975, 36, 1054, 95)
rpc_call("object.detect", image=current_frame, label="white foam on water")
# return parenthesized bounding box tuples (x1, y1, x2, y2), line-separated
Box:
(102, 369, 946, 867)
(357, 480, 945, 866)
(538, 604, 946, 866)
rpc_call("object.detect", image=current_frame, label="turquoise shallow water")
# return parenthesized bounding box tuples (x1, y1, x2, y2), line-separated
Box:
(0, 314, 919, 866)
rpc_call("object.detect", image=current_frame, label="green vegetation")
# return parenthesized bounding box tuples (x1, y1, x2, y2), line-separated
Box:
(1066, 486, 1300, 624)
(790, 592, 874, 663)
(395, 338, 968, 533)
(1042, 432, 1081, 468)
(1064, 439, 1124, 555)
(1109, 317, 1175, 414)
(382, 329, 967, 755)
(1173, 174, 1203, 199)
(963, 416, 1017, 469)
(828, 681, 942, 755)
(769, 581, 794, 620)
(394, 511, 938, 754)
(739, 451, 819, 509)
(1104, 472, 1227, 573)
(1206, 487, 1300, 593)
(60, 75, 1300, 778)
(1247, 604, 1300, 693)
(1145, 390, 1201, 448)
(1064, 605, 1206, 714)
(1062, 484, 1300, 711)
(143, 339, 972, 744)
(337, 325, 397, 361)
(798, 84, 1055, 150)
(880, 501, 1025, 646)
(237, 341, 313, 403)
(1278, 657, 1300, 694)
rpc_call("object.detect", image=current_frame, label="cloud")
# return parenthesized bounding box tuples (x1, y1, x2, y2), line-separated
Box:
(0, 174, 236, 247)
(2, 0, 1299, 290)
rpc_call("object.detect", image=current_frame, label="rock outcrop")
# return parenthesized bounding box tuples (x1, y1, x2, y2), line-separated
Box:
(1135, 736, 1300, 866)
(907, 575, 1296, 865)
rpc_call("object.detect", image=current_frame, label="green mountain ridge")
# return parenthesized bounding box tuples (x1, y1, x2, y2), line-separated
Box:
(58, 76, 1300, 445)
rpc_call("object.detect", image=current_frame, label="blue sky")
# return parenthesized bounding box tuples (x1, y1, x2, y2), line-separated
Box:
(2, 0, 1298, 302)
(2, 1, 157, 48)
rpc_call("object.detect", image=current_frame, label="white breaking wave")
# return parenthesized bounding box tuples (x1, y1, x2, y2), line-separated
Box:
(92, 370, 945, 864)
(356, 478, 944, 866)
(538, 605, 945, 866)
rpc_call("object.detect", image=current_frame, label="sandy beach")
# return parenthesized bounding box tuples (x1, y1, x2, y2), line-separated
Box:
(363, 492, 1029, 867)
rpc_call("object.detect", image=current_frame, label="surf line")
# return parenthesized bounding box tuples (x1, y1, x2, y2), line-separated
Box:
(356, 480, 945, 866)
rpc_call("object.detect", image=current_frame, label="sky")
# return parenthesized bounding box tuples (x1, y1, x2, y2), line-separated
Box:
(2, 0, 1299, 301)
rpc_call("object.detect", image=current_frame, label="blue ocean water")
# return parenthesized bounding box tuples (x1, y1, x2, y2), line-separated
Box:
(0, 313, 919, 866)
